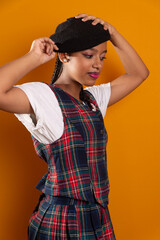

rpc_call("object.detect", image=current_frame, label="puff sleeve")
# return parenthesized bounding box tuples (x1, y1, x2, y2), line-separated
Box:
(14, 82, 64, 144)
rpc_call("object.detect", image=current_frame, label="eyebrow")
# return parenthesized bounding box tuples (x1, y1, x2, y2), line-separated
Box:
(88, 48, 107, 53)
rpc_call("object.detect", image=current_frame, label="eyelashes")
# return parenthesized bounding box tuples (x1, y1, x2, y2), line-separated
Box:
(83, 54, 106, 61)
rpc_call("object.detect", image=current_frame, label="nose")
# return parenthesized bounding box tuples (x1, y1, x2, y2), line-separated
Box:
(92, 56, 103, 70)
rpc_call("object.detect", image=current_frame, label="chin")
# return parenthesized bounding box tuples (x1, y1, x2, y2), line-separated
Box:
(83, 81, 96, 87)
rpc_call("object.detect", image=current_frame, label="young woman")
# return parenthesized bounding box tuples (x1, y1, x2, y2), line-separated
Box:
(0, 13, 149, 240)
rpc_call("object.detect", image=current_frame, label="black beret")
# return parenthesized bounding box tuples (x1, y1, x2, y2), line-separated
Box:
(49, 16, 111, 53)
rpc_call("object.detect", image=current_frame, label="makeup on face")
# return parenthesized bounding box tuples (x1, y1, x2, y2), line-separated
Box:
(82, 47, 107, 61)
(88, 73, 100, 79)
(82, 47, 107, 79)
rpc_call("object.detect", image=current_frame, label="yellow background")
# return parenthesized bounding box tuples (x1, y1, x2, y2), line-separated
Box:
(0, 0, 159, 239)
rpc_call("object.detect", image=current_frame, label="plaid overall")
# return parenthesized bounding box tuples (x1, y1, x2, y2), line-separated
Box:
(28, 84, 116, 240)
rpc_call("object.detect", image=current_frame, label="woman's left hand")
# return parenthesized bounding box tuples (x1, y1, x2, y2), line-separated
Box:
(74, 13, 116, 37)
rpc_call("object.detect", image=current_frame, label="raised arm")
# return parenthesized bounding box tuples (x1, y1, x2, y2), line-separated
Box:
(75, 14, 150, 107)
(107, 24, 150, 106)
(0, 37, 58, 113)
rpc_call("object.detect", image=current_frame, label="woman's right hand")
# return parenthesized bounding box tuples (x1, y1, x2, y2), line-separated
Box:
(0, 37, 59, 115)
(29, 37, 59, 65)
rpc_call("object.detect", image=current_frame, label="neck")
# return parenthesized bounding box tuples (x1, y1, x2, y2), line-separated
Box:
(52, 74, 83, 102)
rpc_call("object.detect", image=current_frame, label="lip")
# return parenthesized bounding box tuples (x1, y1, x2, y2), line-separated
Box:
(88, 72, 100, 79)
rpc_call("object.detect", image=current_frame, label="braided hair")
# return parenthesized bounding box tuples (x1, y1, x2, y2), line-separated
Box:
(51, 54, 63, 85)
(51, 54, 92, 109)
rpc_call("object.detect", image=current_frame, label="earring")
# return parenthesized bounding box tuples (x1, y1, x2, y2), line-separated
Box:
(63, 59, 67, 62)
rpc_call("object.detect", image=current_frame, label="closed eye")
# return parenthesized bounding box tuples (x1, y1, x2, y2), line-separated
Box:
(83, 54, 106, 61)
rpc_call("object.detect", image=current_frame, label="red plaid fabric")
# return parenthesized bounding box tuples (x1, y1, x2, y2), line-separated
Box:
(28, 193, 116, 240)
(28, 84, 116, 239)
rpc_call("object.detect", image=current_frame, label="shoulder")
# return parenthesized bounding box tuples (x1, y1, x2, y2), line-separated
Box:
(14, 82, 59, 104)
(84, 82, 111, 118)
(14, 81, 50, 94)
(84, 82, 111, 95)
(14, 82, 64, 144)
(84, 82, 111, 103)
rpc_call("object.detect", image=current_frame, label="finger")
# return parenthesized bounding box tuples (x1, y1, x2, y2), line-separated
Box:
(82, 15, 96, 22)
(75, 13, 88, 18)
(40, 37, 53, 42)
(92, 19, 104, 25)
(49, 42, 59, 51)
(91, 18, 102, 25)
(45, 43, 53, 54)
(40, 37, 56, 45)
(45, 43, 50, 54)
(54, 45, 59, 50)
(103, 24, 108, 30)
(51, 43, 59, 50)
(48, 43, 59, 54)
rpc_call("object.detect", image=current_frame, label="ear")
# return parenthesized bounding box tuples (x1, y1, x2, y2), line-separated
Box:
(58, 52, 65, 63)
(58, 52, 70, 63)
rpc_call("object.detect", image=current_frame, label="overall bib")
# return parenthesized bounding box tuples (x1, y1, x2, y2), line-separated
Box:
(28, 84, 116, 240)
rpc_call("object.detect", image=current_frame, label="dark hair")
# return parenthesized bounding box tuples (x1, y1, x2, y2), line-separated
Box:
(51, 54, 63, 85)
(51, 54, 92, 109)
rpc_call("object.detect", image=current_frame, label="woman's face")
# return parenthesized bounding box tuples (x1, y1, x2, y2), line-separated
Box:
(60, 41, 107, 87)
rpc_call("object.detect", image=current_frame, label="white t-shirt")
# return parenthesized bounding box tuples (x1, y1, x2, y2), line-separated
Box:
(14, 82, 111, 144)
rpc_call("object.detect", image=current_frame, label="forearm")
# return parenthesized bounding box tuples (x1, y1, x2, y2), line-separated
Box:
(0, 51, 41, 93)
(110, 28, 150, 79)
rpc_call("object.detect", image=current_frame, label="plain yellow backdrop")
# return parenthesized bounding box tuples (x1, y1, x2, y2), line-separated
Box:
(0, 0, 159, 239)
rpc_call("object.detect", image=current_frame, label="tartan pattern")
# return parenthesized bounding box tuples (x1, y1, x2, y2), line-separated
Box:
(33, 84, 110, 208)
(28, 84, 116, 239)
(28, 193, 116, 239)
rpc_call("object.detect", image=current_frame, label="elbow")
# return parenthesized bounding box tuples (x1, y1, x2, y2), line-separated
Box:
(144, 68, 150, 79)
(140, 68, 150, 81)
(0, 94, 7, 111)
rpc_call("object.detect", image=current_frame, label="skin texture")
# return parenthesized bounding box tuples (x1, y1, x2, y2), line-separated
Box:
(74, 14, 150, 108)
(55, 42, 107, 102)
(0, 13, 149, 116)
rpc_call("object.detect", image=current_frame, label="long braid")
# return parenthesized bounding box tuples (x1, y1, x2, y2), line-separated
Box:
(51, 54, 92, 110)
(51, 54, 63, 84)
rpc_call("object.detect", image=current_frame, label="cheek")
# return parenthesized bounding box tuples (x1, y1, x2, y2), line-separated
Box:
(78, 63, 88, 73)
(78, 60, 91, 72)
(71, 60, 89, 75)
